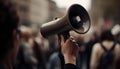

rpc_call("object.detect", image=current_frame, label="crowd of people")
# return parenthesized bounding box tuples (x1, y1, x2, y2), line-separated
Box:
(0, 0, 120, 69)
(0, 1, 79, 69)
(13, 25, 120, 69)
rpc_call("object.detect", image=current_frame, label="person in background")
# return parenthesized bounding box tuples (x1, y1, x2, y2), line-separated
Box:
(15, 26, 38, 69)
(86, 32, 99, 69)
(48, 35, 61, 69)
(29, 38, 46, 69)
(115, 32, 120, 44)
(76, 36, 86, 69)
(0, 0, 20, 69)
(90, 29, 120, 69)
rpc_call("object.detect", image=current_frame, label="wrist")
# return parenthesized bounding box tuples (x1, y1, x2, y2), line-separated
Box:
(64, 55, 76, 65)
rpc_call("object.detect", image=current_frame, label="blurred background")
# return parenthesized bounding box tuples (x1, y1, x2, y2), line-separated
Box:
(11, 0, 120, 38)
(8, 0, 120, 69)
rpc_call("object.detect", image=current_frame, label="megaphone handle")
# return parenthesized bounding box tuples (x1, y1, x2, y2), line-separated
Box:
(62, 31, 70, 41)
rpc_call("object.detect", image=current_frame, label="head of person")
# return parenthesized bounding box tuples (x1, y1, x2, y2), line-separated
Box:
(0, 0, 19, 65)
(100, 29, 114, 42)
(19, 26, 33, 42)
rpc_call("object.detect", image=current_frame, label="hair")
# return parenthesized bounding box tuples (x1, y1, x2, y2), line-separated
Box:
(0, 0, 19, 60)
(100, 29, 115, 42)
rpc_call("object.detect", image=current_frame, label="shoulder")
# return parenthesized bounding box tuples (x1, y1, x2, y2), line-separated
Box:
(92, 43, 101, 51)
(115, 43, 120, 51)
(91, 43, 103, 56)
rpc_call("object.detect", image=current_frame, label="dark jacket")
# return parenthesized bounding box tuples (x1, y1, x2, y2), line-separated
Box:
(0, 64, 76, 69)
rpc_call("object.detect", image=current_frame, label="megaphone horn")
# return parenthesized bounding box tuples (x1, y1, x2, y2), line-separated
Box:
(40, 4, 91, 38)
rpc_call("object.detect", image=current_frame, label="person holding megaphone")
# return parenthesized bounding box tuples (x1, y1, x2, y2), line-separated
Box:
(40, 4, 91, 69)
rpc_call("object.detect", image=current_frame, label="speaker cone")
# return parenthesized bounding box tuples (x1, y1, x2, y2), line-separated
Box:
(68, 4, 91, 34)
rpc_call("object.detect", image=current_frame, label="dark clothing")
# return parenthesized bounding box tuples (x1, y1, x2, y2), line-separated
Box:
(0, 64, 77, 69)
(64, 64, 77, 69)
(0, 65, 6, 69)
(86, 40, 98, 69)
(76, 54, 82, 69)
(77, 52, 86, 69)
(49, 52, 61, 69)
(32, 41, 46, 69)
(15, 42, 37, 69)
(76, 40, 85, 69)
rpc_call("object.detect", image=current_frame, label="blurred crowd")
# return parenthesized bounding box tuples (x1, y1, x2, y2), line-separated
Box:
(0, 0, 120, 69)
(13, 24, 120, 69)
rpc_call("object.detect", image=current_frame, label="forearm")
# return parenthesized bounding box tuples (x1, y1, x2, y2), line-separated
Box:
(64, 56, 77, 69)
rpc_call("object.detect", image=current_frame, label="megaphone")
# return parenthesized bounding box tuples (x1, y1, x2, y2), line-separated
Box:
(40, 4, 91, 38)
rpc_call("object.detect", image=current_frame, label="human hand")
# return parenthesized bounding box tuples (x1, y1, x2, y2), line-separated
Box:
(61, 35, 79, 65)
